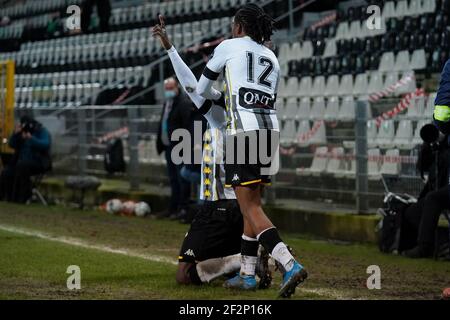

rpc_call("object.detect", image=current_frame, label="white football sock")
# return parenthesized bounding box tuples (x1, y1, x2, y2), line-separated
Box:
(271, 242, 295, 272)
(240, 235, 258, 276)
(196, 254, 240, 283)
(240, 255, 258, 276)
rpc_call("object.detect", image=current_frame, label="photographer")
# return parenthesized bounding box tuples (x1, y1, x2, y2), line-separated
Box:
(0, 116, 52, 203)
(401, 128, 450, 258)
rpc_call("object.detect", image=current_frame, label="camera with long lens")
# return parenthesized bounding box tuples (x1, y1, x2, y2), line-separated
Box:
(21, 120, 37, 134)
(420, 123, 441, 151)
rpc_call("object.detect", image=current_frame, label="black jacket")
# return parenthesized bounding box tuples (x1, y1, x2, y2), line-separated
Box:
(156, 92, 194, 155)
(417, 140, 450, 199)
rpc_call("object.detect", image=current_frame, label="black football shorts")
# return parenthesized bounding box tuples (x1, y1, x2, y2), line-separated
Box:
(178, 200, 243, 263)
(224, 130, 279, 187)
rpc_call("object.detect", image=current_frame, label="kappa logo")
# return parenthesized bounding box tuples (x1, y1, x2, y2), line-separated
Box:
(184, 249, 195, 257)
(232, 174, 240, 182)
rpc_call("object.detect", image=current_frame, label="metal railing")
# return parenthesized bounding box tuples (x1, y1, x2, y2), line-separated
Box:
(17, 105, 163, 191)
(14, 96, 430, 212)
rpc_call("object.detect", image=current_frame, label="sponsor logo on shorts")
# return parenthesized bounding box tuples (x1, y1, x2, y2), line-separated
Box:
(184, 249, 195, 257)
(232, 174, 240, 182)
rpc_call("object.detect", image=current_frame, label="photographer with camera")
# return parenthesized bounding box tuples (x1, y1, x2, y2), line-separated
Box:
(0, 116, 51, 203)
(400, 123, 450, 258)
(397, 59, 450, 258)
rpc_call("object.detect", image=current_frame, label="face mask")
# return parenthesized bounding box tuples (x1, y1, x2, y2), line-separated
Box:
(164, 90, 176, 99)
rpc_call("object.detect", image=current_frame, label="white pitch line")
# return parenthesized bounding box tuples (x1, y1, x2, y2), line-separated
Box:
(0, 224, 177, 265)
(0, 224, 361, 299)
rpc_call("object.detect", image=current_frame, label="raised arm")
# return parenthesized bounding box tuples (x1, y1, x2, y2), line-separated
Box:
(152, 16, 225, 126)
(166, 46, 206, 108)
(152, 16, 208, 109)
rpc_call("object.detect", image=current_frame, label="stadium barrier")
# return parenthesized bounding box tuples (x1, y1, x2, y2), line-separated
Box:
(16, 105, 163, 191)
(14, 96, 427, 214)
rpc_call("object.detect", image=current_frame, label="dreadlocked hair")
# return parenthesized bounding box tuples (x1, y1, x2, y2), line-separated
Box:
(234, 3, 275, 45)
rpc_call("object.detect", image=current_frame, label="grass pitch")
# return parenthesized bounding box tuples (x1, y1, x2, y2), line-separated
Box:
(0, 202, 448, 300)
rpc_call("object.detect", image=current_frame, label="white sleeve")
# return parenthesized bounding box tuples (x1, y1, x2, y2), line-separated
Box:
(196, 41, 229, 99)
(167, 46, 205, 109)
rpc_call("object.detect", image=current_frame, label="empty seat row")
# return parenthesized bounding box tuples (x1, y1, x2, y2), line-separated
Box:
(386, 13, 449, 34)
(366, 119, 430, 149)
(296, 147, 405, 178)
(15, 66, 152, 89)
(278, 96, 360, 122)
(15, 65, 151, 108)
(401, 93, 436, 120)
(324, 0, 436, 41)
(0, 0, 77, 19)
(15, 83, 102, 109)
(110, 0, 236, 26)
(8, 12, 55, 30)
(333, 30, 443, 57)
(379, 49, 426, 72)
(289, 52, 381, 77)
(0, 23, 23, 39)
(335, 19, 386, 40)
(21, 18, 232, 51)
(382, 0, 436, 19)
(280, 118, 431, 151)
(278, 41, 314, 64)
(14, 32, 204, 71)
(297, 146, 346, 177)
(280, 119, 327, 147)
(278, 71, 416, 98)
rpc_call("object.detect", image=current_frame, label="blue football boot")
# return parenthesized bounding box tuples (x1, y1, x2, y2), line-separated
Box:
(223, 273, 257, 291)
(279, 261, 308, 298)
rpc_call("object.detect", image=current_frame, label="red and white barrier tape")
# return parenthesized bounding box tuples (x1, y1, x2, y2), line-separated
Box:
(112, 89, 131, 105)
(310, 12, 337, 30)
(97, 126, 129, 144)
(369, 73, 415, 102)
(374, 88, 425, 127)
(297, 120, 324, 143)
(280, 146, 295, 155)
(311, 152, 417, 164)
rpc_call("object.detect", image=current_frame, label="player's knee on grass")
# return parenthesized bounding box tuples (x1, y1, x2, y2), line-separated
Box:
(176, 263, 202, 285)
(176, 263, 191, 285)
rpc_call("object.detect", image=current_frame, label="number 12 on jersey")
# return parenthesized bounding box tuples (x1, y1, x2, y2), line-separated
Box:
(246, 51, 274, 89)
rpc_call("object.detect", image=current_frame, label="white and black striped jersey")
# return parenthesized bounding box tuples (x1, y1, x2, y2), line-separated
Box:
(199, 125, 236, 201)
(167, 46, 236, 201)
(198, 36, 280, 135)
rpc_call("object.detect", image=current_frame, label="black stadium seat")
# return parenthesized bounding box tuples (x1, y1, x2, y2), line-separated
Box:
(369, 54, 380, 71)
(441, 29, 450, 49)
(328, 22, 337, 38)
(394, 31, 410, 52)
(326, 57, 338, 76)
(381, 32, 395, 52)
(419, 14, 434, 31)
(351, 38, 363, 54)
(313, 39, 326, 56)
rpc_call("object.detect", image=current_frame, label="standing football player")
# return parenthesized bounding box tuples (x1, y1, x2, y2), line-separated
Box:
(152, 16, 272, 288)
(196, 4, 307, 297)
